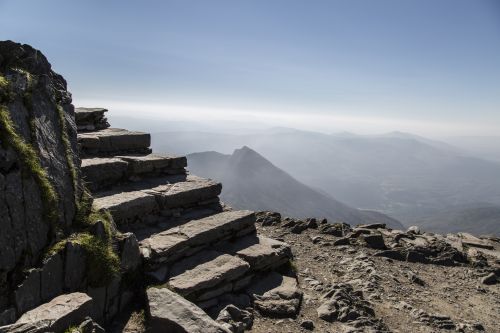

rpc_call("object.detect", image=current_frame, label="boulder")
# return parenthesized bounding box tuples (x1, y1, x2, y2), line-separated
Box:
(246, 272, 302, 318)
(361, 234, 386, 249)
(146, 287, 231, 333)
(3, 293, 93, 333)
(216, 305, 253, 333)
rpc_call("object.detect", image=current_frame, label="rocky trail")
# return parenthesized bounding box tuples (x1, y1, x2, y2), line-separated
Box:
(251, 213, 500, 332)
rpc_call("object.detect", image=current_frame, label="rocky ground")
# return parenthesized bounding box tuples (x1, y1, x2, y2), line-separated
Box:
(249, 213, 500, 333)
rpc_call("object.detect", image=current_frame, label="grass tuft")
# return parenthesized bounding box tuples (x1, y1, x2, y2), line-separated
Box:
(75, 232, 120, 287)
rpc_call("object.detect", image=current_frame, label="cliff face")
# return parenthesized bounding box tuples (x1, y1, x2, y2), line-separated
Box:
(0, 41, 81, 309)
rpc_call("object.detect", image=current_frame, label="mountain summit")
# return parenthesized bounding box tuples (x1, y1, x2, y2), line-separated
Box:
(188, 146, 403, 228)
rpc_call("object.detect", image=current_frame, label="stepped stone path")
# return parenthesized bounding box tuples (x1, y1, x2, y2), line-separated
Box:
(75, 108, 295, 325)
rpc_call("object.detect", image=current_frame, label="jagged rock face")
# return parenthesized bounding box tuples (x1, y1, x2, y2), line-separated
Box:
(0, 41, 81, 307)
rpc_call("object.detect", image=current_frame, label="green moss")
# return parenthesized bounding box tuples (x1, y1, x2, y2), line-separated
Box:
(0, 105, 59, 226)
(47, 232, 120, 287)
(0, 75, 8, 89)
(63, 325, 80, 333)
(75, 233, 120, 287)
(0, 75, 13, 103)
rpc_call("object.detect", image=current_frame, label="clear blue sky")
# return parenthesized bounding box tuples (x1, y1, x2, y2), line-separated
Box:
(1, 0, 499, 135)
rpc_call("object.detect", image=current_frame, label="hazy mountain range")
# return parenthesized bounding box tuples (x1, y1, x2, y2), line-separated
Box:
(188, 146, 404, 228)
(147, 126, 500, 235)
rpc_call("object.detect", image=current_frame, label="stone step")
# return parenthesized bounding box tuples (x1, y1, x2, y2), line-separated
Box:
(75, 107, 110, 132)
(77, 128, 151, 156)
(217, 235, 292, 272)
(81, 154, 187, 191)
(140, 210, 256, 265)
(168, 250, 251, 301)
(93, 175, 222, 226)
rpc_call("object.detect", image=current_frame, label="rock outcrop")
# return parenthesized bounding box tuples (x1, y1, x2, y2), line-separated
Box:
(0, 41, 84, 324)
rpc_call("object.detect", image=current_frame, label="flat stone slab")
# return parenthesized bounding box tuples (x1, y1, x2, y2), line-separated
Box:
(140, 210, 256, 263)
(75, 107, 107, 119)
(2, 293, 93, 333)
(93, 175, 222, 225)
(81, 154, 187, 190)
(81, 157, 129, 189)
(118, 154, 187, 174)
(168, 250, 250, 297)
(219, 235, 292, 271)
(94, 189, 158, 224)
(145, 175, 221, 209)
(78, 128, 150, 153)
(147, 287, 230, 333)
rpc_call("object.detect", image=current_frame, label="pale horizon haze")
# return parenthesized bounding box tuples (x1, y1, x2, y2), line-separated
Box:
(1, 0, 500, 137)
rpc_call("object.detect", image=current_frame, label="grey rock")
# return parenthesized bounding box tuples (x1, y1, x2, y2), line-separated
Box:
(105, 276, 121, 321)
(64, 242, 87, 291)
(216, 305, 253, 333)
(357, 223, 386, 230)
(146, 287, 231, 333)
(119, 232, 141, 271)
(141, 210, 255, 264)
(0, 308, 16, 326)
(333, 237, 351, 246)
(219, 234, 292, 271)
(87, 286, 106, 321)
(14, 269, 41, 314)
(0, 40, 81, 287)
(481, 273, 497, 285)
(119, 154, 187, 175)
(81, 157, 128, 191)
(407, 226, 421, 234)
(246, 272, 302, 318)
(300, 320, 314, 330)
(374, 250, 405, 261)
(4, 293, 93, 333)
(77, 128, 150, 155)
(255, 211, 281, 226)
(40, 253, 63, 302)
(75, 107, 109, 131)
(407, 271, 425, 286)
(169, 251, 250, 298)
(94, 175, 222, 225)
(361, 233, 386, 249)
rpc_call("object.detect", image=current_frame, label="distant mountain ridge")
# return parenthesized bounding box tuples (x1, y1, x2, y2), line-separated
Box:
(152, 127, 500, 235)
(187, 146, 404, 228)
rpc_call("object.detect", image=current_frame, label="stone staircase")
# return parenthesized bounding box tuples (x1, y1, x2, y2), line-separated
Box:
(76, 107, 293, 317)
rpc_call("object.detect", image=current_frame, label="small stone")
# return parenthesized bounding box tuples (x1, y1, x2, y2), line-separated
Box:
(333, 237, 350, 246)
(361, 234, 386, 249)
(407, 226, 421, 234)
(300, 320, 314, 330)
(481, 273, 497, 285)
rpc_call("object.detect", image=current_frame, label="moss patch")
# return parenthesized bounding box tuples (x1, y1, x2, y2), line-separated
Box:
(0, 74, 13, 103)
(63, 325, 81, 333)
(48, 231, 120, 287)
(75, 233, 120, 287)
(0, 75, 8, 89)
(0, 105, 59, 226)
